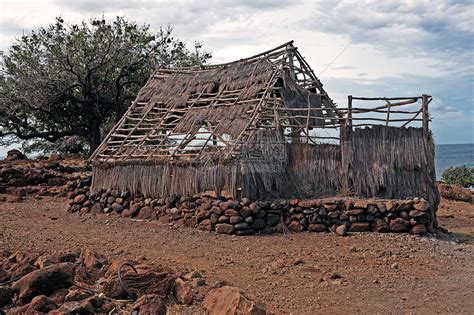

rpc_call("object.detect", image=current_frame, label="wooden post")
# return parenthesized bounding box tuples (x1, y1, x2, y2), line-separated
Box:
(347, 95, 353, 128)
(386, 100, 391, 126)
(422, 94, 429, 132)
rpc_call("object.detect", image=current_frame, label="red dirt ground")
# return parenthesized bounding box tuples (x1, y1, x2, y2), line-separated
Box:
(1, 196, 473, 314)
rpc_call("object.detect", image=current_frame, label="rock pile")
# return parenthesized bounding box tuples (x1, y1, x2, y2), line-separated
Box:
(437, 182, 472, 203)
(0, 151, 89, 199)
(68, 181, 435, 235)
(4, 149, 27, 161)
(0, 249, 215, 314)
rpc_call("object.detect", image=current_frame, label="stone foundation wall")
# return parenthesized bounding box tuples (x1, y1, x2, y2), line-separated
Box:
(67, 178, 435, 236)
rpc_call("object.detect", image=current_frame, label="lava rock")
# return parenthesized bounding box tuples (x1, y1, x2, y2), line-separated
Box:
(372, 218, 390, 233)
(389, 218, 411, 232)
(308, 224, 327, 232)
(336, 224, 348, 236)
(215, 224, 234, 235)
(173, 278, 193, 304)
(13, 262, 75, 303)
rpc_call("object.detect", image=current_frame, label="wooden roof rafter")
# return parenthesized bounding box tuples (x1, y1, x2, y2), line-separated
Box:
(91, 41, 341, 164)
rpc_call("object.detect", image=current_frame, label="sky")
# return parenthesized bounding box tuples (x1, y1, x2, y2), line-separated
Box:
(0, 0, 473, 155)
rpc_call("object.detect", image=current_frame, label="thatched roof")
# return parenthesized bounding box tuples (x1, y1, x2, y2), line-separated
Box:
(91, 41, 339, 164)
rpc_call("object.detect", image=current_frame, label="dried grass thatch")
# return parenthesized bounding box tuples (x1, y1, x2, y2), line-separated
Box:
(137, 59, 274, 109)
(92, 126, 439, 206)
(341, 126, 439, 207)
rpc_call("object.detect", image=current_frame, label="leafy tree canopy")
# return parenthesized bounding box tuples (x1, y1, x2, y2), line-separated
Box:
(0, 16, 211, 154)
(441, 165, 473, 187)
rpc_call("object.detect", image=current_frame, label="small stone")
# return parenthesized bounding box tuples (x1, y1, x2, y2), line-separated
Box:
(106, 196, 116, 204)
(209, 213, 219, 224)
(348, 222, 370, 232)
(391, 263, 399, 269)
(336, 225, 348, 236)
(90, 203, 103, 214)
(80, 207, 90, 214)
(409, 210, 426, 218)
(415, 200, 431, 212)
(298, 199, 321, 208)
(73, 194, 87, 204)
(377, 202, 387, 213)
(210, 206, 223, 215)
(389, 218, 410, 232)
(196, 210, 209, 222)
(397, 201, 412, 212)
(229, 216, 243, 224)
(234, 222, 249, 230)
(225, 209, 240, 217)
(386, 200, 398, 212)
(399, 211, 409, 220)
(410, 224, 427, 234)
(136, 206, 154, 220)
(215, 224, 234, 235)
(198, 219, 212, 231)
(203, 286, 268, 315)
(236, 229, 255, 236)
(327, 211, 340, 219)
(173, 278, 193, 305)
(353, 200, 368, 208)
(239, 207, 253, 218)
(218, 215, 230, 223)
(308, 224, 327, 232)
(111, 202, 124, 213)
(345, 209, 365, 216)
(372, 218, 390, 233)
(288, 221, 303, 232)
(130, 203, 142, 216)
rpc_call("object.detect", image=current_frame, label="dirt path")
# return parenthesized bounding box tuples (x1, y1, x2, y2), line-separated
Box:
(1, 196, 473, 314)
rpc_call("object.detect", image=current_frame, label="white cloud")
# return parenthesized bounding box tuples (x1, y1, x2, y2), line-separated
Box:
(0, 0, 472, 145)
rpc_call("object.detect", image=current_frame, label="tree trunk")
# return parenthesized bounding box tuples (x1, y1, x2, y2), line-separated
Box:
(88, 122, 102, 156)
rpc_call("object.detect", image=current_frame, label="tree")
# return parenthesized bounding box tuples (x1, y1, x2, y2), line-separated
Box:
(0, 17, 211, 154)
(441, 165, 473, 187)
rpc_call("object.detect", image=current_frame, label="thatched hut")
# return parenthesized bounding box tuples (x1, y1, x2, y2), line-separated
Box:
(90, 41, 439, 206)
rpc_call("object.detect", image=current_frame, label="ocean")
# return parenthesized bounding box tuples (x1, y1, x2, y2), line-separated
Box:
(435, 143, 474, 180)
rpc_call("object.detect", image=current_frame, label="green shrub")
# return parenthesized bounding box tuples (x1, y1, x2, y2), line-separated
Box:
(441, 165, 474, 187)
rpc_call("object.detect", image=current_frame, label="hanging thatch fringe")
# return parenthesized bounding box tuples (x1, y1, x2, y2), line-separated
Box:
(341, 126, 439, 207)
(92, 126, 439, 207)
